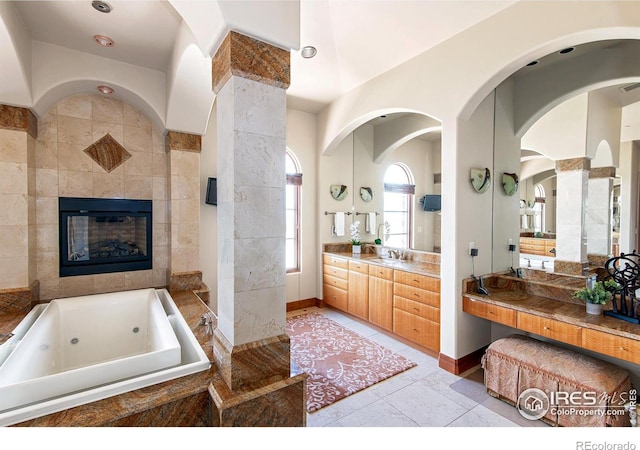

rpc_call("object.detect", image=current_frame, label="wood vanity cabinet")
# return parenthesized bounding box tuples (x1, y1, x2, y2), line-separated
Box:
(368, 264, 393, 331)
(462, 297, 516, 328)
(582, 328, 640, 365)
(323, 255, 349, 312)
(348, 260, 369, 320)
(517, 311, 582, 347)
(393, 269, 440, 352)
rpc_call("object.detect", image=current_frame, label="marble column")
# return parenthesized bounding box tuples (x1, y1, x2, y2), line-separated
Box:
(587, 167, 615, 262)
(554, 157, 590, 275)
(208, 31, 306, 427)
(166, 131, 204, 292)
(0, 105, 39, 313)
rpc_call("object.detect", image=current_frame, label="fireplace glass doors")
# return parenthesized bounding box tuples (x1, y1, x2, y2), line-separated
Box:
(59, 197, 152, 277)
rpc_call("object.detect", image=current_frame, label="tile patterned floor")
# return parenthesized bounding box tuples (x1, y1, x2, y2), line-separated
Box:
(288, 306, 549, 428)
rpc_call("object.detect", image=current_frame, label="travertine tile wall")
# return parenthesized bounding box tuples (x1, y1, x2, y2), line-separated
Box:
(34, 94, 170, 300)
(0, 128, 33, 289)
(169, 149, 200, 273)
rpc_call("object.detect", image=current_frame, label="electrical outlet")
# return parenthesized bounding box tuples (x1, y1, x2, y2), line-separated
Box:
(469, 242, 475, 255)
(470, 248, 478, 257)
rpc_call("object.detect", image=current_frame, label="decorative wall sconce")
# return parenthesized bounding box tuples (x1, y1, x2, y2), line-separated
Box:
(470, 168, 491, 194)
(360, 187, 374, 202)
(501, 172, 519, 196)
(330, 184, 348, 201)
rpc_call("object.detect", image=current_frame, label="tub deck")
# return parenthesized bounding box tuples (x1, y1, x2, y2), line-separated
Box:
(0, 289, 217, 427)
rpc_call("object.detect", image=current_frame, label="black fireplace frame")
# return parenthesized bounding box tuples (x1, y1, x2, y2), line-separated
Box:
(59, 197, 152, 277)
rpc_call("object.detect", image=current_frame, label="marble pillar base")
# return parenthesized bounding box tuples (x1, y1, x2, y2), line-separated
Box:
(554, 259, 589, 276)
(208, 366, 307, 427)
(0, 281, 39, 314)
(212, 328, 291, 390)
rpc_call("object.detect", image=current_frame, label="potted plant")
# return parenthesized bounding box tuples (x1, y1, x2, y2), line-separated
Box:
(350, 221, 361, 254)
(573, 280, 612, 315)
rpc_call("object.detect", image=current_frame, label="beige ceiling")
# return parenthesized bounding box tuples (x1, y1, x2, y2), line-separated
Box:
(9, 0, 516, 114)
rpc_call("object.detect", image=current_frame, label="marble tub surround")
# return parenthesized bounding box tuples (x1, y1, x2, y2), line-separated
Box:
(3, 289, 218, 426)
(0, 281, 39, 314)
(169, 270, 206, 292)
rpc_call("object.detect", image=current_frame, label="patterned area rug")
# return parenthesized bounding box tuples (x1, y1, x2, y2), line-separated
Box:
(287, 312, 417, 413)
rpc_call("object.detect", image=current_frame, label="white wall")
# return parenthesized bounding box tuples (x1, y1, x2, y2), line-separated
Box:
(200, 99, 218, 311)
(286, 108, 318, 303)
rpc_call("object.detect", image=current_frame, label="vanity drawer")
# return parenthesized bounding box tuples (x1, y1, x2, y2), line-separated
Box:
(582, 328, 640, 365)
(369, 264, 393, 280)
(394, 296, 439, 322)
(323, 283, 348, 311)
(394, 270, 440, 292)
(323, 264, 348, 280)
(393, 308, 440, 352)
(348, 260, 369, 274)
(463, 296, 517, 328)
(517, 312, 581, 347)
(394, 283, 439, 308)
(323, 273, 348, 291)
(323, 254, 349, 270)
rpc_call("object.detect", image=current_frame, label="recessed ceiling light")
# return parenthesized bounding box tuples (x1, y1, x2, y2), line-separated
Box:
(94, 35, 114, 47)
(92, 1, 112, 13)
(97, 85, 114, 95)
(301, 46, 317, 59)
(559, 47, 575, 54)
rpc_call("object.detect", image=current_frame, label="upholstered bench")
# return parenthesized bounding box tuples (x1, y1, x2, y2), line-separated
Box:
(481, 334, 632, 426)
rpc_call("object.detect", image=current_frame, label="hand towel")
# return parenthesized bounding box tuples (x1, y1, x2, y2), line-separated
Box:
(334, 212, 345, 236)
(367, 212, 377, 235)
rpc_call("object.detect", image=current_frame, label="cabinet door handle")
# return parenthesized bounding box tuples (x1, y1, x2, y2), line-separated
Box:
(413, 307, 420, 311)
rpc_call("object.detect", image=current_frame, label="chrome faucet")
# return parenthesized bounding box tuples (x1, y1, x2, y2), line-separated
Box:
(388, 249, 403, 259)
(542, 260, 548, 269)
(523, 258, 531, 267)
(200, 313, 214, 335)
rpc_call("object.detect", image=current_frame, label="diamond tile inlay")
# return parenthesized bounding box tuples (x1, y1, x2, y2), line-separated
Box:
(84, 134, 131, 173)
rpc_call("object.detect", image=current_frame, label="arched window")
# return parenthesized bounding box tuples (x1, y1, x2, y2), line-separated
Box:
(383, 163, 415, 249)
(534, 184, 545, 233)
(286, 150, 302, 272)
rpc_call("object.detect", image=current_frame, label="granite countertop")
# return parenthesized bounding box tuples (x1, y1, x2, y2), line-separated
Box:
(324, 251, 441, 278)
(0, 289, 218, 426)
(464, 287, 640, 342)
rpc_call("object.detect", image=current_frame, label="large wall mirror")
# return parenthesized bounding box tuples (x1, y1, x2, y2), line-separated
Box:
(345, 113, 443, 252)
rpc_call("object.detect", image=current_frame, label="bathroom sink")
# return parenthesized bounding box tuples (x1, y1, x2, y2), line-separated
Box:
(368, 258, 411, 267)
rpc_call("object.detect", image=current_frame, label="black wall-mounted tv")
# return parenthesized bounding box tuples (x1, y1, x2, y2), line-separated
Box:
(421, 194, 441, 212)
(205, 177, 217, 206)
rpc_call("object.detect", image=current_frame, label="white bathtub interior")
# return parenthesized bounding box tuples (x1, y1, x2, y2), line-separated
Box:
(0, 288, 211, 426)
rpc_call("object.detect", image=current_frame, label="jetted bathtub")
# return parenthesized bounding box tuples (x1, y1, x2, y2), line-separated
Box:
(0, 288, 211, 426)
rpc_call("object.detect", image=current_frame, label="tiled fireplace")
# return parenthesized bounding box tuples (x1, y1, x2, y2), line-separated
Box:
(0, 94, 203, 306)
(59, 197, 152, 277)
